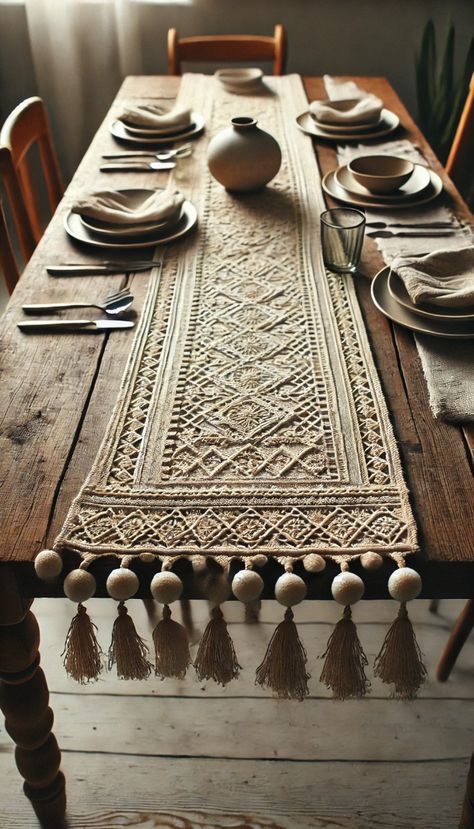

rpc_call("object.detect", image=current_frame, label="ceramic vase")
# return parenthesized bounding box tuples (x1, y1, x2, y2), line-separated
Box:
(207, 116, 282, 192)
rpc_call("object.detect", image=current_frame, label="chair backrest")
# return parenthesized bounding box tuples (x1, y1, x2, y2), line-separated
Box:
(445, 73, 474, 202)
(0, 145, 35, 265)
(0, 196, 20, 295)
(167, 25, 287, 76)
(0, 96, 63, 243)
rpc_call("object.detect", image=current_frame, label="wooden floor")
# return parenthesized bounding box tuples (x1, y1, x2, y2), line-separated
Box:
(0, 598, 472, 828)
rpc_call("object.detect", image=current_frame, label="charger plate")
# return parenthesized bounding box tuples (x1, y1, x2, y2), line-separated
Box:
(387, 269, 474, 321)
(296, 108, 399, 141)
(322, 168, 442, 209)
(110, 113, 204, 145)
(335, 163, 431, 201)
(371, 267, 474, 338)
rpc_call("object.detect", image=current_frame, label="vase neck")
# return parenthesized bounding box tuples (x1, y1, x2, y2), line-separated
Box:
(231, 117, 257, 130)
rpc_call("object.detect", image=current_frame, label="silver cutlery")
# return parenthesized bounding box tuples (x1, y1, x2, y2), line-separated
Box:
(102, 145, 192, 161)
(366, 220, 456, 229)
(367, 228, 461, 238)
(18, 319, 135, 332)
(47, 261, 161, 276)
(22, 288, 134, 317)
(100, 161, 175, 173)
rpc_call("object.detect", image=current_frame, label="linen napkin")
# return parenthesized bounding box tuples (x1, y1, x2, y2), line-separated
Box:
(310, 75, 383, 126)
(119, 103, 192, 133)
(72, 190, 184, 225)
(392, 246, 474, 308)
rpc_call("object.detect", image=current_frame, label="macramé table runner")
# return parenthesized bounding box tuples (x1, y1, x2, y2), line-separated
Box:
(37, 75, 423, 700)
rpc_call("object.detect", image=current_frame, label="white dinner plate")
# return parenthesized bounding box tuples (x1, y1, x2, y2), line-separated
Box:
(296, 108, 399, 141)
(66, 193, 197, 249)
(322, 168, 442, 209)
(371, 267, 474, 338)
(312, 113, 385, 134)
(387, 269, 474, 321)
(110, 113, 205, 145)
(334, 163, 431, 202)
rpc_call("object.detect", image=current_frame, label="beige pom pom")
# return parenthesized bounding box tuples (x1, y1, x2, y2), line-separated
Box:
(388, 567, 422, 603)
(34, 550, 63, 580)
(232, 570, 264, 603)
(251, 555, 268, 568)
(303, 554, 326, 573)
(360, 552, 383, 571)
(64, 569, 96, 604)
(139, 552, 156, 564)
(331, 572, 364, 606)
(106, 568, 139, 601)
(192, 555, 208, 572)
(150, 571, 183, 604)
(275, 573, 307, 607)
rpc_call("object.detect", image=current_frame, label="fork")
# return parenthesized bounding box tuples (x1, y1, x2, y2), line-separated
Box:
(22, 287, 134, 316)
(102, 144, 193, 161)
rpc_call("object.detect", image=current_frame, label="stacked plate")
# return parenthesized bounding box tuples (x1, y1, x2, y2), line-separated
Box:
(372, 267, 474, 339)
(296, 104, 400, 142)
(322, 159, 443, 210)
(65, 189, 197, 250)
(110, 112, 205, 146)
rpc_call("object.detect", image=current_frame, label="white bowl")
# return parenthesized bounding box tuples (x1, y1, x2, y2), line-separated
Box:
(215, 68, 264, 94)
(348, 155, 415, 194)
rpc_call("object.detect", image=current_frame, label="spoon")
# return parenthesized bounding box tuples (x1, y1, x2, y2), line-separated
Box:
(22, 287, 134, 316)
(102, 144, 193, 161)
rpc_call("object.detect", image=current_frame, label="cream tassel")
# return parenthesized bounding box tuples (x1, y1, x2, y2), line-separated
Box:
(108, 602, 152, 680)
(62, 603, 103, 684)
(153, 604, 192, 679)
(194, 606, 240, 686)
(320, 605, 370, 699)
(255, 607, 310, 700)
(374, 602, 427, 698)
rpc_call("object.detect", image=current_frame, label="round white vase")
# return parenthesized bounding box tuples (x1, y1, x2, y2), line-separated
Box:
(207, 116, 282, 192)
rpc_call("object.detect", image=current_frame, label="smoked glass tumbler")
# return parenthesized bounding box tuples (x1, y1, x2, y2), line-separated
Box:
(320, 208, 366, 273)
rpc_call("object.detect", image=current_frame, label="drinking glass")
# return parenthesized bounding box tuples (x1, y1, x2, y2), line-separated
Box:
(320, 208, 366, 273)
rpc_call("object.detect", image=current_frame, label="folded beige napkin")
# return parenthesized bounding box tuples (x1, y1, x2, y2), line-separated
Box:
(72, 190, 184, 225)
(119, 103, 192, 133)
(392, 246, 474, 308)
(309, 75, 383, 126)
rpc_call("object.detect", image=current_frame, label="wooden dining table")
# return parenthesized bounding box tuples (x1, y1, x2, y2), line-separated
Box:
(0, 75, 473, 827)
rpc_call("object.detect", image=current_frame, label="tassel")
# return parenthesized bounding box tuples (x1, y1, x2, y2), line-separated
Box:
(194, 606, 240, 686)
(153, 604, 192, 679)
(374, 602, 427, 698)
(62, 603, 103, 684)
(107, 602, 152, 680)
(256, 607, 310, 700)
(320, 605, 370, 699)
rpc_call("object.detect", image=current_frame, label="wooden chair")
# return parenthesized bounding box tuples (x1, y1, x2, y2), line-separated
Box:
(167, 25, 287, 76)
(0, 97, 63, 244)
(0, 146, 35, 291)
(0, 196, 20, 295)
(446, 73, 474, 203)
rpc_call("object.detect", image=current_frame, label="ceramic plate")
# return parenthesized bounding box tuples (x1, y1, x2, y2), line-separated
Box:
(66, 194, 197, 249)
(387, 269, 474, 321)
(296, 108, 399, 141)
(335, 163, 431, 201)
(312, 113, 385, 134)
(371, 267, 474, 338)
(110, 113, 205, 145)
(322, 168, 442, 209)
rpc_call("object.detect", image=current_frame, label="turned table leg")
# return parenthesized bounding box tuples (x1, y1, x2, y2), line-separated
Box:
(0, 566, 66, 826)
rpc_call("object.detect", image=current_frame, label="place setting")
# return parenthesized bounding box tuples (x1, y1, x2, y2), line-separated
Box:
(296, 75, 400, 141)
(110, 101, 205, 145)
(64, 187, 198, 249)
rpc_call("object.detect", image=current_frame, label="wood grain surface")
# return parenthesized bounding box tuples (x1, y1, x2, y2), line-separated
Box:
(0, 76, 473, 595)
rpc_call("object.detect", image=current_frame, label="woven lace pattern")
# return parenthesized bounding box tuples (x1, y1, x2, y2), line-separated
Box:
(55, 75, 417, 561)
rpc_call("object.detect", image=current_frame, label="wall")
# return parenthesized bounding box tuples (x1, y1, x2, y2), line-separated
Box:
(0, 0, 473, 180)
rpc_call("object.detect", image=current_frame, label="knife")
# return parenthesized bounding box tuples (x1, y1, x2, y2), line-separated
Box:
(99, 161, 175, 172)
(18, 319, 135, 332)
(47, 262, 160, 276)
(367, 229, 460, 238)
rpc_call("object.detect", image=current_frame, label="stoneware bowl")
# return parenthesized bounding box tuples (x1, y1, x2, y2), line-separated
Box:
(348, 155, 415, 194)
(215, 68, 264, 94)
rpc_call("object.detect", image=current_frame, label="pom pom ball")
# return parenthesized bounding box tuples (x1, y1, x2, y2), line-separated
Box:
(275, 573, 307, 607)
(106, 568, 139, 601)
(360, 552, 383, 571)
(331, 572, 364, 605)
(388, 567, 422, 602)
(251, 554, 268, 568)
(303, 554, 326, 573)
(34, 549, 63, 580)
(64, 569, 96, 603)
(232, 569, 264, 603)
(150, 571, 183, 604)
